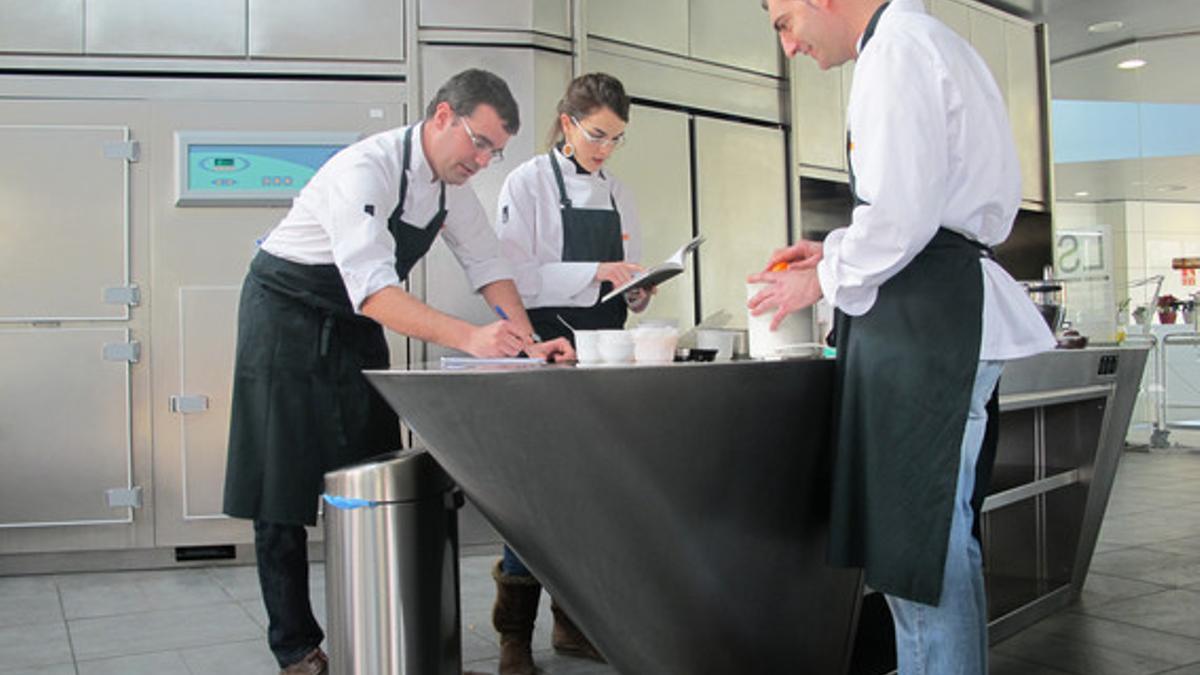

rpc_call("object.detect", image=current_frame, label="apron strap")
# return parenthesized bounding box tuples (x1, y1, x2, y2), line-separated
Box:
(548, 150, 573, 210)
(399, 125, 445, 220)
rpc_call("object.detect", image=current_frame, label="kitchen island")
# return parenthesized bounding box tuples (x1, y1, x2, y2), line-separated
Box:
(365, 346, 1146, 675)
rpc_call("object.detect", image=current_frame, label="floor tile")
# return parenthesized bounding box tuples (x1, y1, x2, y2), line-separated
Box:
(56, 569, 230, 620)
(993, 625, 1178, 674)
(1014, 611, 1200, 666)
(1076, 572, 1167, 611)
(988, 652, 1074, 674)
(0, 622, 72, 672)
(69, 603, 262, 661)
(76, 650, 190, 675)
(1083, 588, 1200, 639)
(179, 638, 280, 675)
(0, 665, 77, 675)
(0, 577, 62, 630)
(1087, 546, 1192, 581)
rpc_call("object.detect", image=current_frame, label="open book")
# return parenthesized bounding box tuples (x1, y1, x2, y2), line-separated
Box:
(601, 235, 705, 303)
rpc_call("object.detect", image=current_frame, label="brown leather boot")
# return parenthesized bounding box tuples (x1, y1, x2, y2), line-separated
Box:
(491, 559, 542, 675)
(550, 600, 606, 662)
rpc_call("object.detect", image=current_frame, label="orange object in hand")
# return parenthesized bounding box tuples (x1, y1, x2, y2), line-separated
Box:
(770, 262, 789, 272)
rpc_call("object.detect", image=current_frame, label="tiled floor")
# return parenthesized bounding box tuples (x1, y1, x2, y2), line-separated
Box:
(3, 448, 1200, 674)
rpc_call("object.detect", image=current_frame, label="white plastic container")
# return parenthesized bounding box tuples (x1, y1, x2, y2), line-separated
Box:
(632, 326, 679, 364)
(746, 282, 812, 359)
(574, 330, 603, 365)
(597, 330, 635, 364)
(696, 329, 739, 361)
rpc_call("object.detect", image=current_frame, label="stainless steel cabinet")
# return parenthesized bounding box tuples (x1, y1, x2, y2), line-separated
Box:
(85, 0, 245, 56)
(0, 0, 83, 54)
(604, 105, 696, 327)
(694, 117, 789, 327)
(588, 0, 689, 57)
(929, 0, 970, 40)
(1007, 21, 1046, 205)
(419, 0, 569, 36)
(689, 0, 781, 76)
(250, 0, 406, 61)
(792, 57, 847, 173)
(970, 9, 1010, 103)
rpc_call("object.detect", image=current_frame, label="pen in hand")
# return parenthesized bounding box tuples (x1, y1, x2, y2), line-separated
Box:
(493, 305, 543, 349)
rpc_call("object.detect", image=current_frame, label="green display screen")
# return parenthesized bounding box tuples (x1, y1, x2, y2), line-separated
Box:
(187, 143, 345, 194)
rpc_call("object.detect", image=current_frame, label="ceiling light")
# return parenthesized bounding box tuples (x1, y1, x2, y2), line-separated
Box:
(1118, 58, 1147, 70)
(1156, 184, 1187, 193)
(1073, 191, 1090, 197)
(1087, 21, 1124, 34)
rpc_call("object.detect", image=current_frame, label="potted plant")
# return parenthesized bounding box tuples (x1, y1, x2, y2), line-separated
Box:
(1157, 294, 1179, 324)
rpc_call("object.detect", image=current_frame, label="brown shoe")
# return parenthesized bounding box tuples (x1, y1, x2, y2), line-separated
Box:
(550, 601, 605, 662)
(280, 648, 328, 675)
(492, 559, 542, 675)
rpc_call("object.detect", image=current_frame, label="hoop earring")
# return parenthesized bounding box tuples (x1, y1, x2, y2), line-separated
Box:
(562, 142, 575, 158)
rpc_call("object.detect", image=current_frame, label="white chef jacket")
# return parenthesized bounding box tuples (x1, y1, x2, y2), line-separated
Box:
(494, 149, 642, 308)
(261, 122, 513, 313)
(817, 0, 1055, 360)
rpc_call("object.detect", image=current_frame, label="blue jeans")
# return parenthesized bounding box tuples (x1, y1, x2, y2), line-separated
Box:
(501, 543, 533, 577)
(885, 360, 1003, 675)
(254, 520, 324, 668)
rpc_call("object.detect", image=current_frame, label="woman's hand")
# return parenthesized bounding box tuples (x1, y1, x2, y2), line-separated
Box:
(596, 262, 644, 288)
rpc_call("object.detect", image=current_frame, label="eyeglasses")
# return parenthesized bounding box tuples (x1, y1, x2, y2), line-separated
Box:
(459, 116, 504, 162)
(571, 116, 626, 149)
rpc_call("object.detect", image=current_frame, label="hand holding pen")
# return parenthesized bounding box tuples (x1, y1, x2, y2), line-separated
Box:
(494, 305, 575, 363)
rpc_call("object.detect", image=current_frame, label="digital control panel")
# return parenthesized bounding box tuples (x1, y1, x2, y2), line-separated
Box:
(176, 131, 360, 206)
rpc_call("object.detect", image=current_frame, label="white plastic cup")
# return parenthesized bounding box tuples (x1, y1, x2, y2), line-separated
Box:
(696, 329, 738, 361)
(597, 330, 635, 364)
(574, 330, 603, 365)
(746, 282, 811, 359)
(632, 326, 679, 364)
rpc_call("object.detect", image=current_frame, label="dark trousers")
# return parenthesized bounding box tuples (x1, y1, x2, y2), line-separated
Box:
(255, 520, 324, 668)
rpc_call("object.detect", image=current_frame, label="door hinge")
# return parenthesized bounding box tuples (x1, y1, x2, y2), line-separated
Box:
(103, 284, 141, 307)
(102, 340, 141, 363)
(169, 394, 210, 414)
(106, 486, 143, 509)
(103, 140, 140, 162)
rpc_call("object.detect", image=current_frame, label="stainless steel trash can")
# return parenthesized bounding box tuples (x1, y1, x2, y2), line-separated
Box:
(323, 448, 464, 675)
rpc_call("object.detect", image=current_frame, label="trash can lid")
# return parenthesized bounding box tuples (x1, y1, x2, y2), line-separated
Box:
(323, 447, 454, 504)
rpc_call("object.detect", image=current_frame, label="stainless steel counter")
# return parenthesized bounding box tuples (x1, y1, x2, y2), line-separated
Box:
(364, 346, 1147, 675)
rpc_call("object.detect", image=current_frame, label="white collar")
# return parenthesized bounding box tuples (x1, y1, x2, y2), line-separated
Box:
(409, 121, 439, 185)
(552, 146, 606, 181)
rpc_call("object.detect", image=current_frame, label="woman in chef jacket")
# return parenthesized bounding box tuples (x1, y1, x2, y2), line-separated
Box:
(488, 72, 645, 675)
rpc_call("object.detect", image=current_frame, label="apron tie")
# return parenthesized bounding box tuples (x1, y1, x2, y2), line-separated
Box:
(319, 315, 335, 357)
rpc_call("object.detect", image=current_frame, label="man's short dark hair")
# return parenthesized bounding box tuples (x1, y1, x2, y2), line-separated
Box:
(425, 68, 520, 135)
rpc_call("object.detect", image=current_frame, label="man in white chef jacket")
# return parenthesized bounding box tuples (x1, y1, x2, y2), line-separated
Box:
(751, 1, 1055, 673)
(223, 69, 571, 675)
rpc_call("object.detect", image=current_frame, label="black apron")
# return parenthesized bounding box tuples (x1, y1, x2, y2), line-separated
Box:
(825, 1, 1002, 605)
(526, 151, 628, 343)
(224, 126, 446, 525)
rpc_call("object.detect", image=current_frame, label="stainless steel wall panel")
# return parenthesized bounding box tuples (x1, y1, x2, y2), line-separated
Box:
(604, 105, 695, 327)
(588, 40, 786, 125)
(693, 117, 792, 331)
(970, 9, 1009, 103)
(929, 0, 971, 40)
(688, 0, 781, 76)
(85, 0, 245, 57)
(791, 56, 846, 172)
(0, 0, 83, 54)
(419, 0, 569, 36)
(0, 328, 133, 529)
(0, 121, 128, 321)
(1007, 21, 1046, 205)
(250, 0, 405, 61)
(587, 0, 688, 57)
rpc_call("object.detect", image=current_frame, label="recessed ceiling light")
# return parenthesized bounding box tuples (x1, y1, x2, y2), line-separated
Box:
(1073, 191, 1090, 197)
(1088, 21, 1124, 34)
(1118, 58, 1147, 70)
(1156, 184, 1187, 192)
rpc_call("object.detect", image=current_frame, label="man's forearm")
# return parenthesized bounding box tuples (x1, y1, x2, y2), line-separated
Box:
(361, 285, 474, 352)
(480, 279, 536, 339)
